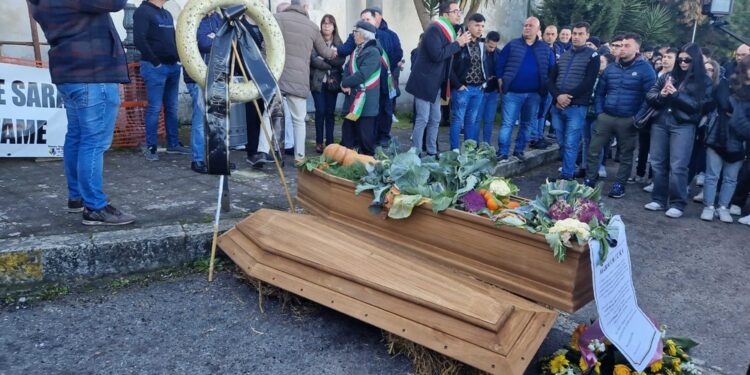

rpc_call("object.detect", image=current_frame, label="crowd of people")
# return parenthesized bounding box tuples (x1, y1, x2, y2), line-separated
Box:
(28, 0, 750, 227)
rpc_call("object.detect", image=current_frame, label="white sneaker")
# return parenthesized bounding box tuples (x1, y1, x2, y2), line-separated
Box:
(558, 167, 562, 172)
(717, 206, 733, 223)
(598, 165, 607, 178)
(644, 202, 664, 211)
(693, 190, 704, 203)
(665, 208, 683, 218)
(696, 173, 705, 187)
(643, 183, 654, 193)
(700, 206, 715, 221)
(729, 205, 742, 216)
(739, 214, 750, 225)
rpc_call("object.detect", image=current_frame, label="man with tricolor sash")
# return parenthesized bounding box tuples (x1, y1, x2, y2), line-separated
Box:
(406, 0, 472, 156)
(340, 21, 382, 156)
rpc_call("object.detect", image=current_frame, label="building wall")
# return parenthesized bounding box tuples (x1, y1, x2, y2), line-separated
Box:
(2, 0, 528, 113)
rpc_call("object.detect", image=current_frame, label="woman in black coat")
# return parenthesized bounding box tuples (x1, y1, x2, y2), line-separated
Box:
(644, 43, 713, 218)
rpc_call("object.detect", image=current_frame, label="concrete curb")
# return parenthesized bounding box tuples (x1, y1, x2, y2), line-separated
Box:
(0, 219, 241, 290)
(494, 143, 560, 177)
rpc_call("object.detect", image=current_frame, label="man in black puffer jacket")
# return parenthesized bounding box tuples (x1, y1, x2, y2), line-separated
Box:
(586, 33, 656, 199)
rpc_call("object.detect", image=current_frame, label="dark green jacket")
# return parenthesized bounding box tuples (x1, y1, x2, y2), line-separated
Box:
(342, 39, 382, 118)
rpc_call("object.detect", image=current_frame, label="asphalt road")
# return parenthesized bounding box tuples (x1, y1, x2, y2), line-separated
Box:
(1, 161, 747, 375)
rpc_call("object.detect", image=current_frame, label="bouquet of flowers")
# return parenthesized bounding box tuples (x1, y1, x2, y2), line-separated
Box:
(539, 322, 701, 375)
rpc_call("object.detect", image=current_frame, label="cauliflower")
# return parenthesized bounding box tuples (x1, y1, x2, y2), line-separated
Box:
(548, 218, 591, 245)
(489, 179, 512, 196)
(575, 198, 605, 224)
(548, 200, 575, 220)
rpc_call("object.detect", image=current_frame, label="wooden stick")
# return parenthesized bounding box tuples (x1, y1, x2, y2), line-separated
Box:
(230, 39, 296, 212)
(208, 174, 225, 282)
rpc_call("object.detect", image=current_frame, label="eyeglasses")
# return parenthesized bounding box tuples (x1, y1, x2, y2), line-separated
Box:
(446, 9, 462, 15)
(678, 58, 693, 64)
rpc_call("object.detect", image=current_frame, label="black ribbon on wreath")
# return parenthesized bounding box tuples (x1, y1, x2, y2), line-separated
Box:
(204, 5, 279, 175)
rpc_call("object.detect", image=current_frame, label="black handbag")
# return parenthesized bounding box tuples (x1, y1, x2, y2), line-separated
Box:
(325, 70, 341, 92)
(634, 107, 658, 129)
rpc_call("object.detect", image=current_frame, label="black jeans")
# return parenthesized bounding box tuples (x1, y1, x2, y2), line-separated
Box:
(376, 92, 394, 146)
(342, 116, 377, 156)
(312, 89, 338, 146)
(244, 100, 264, 157)
(731, 157, 750, 209)
(636, 125, 653, 178)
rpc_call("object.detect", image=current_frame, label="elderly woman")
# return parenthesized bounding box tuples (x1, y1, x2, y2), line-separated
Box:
(340, 21, 381, 156)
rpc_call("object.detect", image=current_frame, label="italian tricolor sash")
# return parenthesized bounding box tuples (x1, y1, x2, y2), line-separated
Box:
(345, 47, 381, 122)
(380, 50, 398, 99)
(434, 17, 456, 43)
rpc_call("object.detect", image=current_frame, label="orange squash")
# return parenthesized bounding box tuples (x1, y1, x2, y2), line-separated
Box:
(323, 144, 342, 160)
(355, 154, 377, 165)
(506, 201, 521, 209)
(333, 146, 349, 163)
(342, 149, 359, 166)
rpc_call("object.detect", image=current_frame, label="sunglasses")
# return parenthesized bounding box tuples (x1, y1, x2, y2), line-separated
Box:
(678, 58, 693, 64)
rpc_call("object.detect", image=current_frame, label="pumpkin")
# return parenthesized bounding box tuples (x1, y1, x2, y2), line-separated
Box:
(323, 144, 342, 160)
(342, 149, 359, 166)
(333, 145, 349, 163)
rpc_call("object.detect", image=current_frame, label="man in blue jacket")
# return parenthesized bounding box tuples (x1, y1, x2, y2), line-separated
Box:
(28, 0, 136, 226)
(405, 0, 471, 155)
(495, 17, 555, 161)
(548, 22, 600, 181)
(585, 33, 656, 198)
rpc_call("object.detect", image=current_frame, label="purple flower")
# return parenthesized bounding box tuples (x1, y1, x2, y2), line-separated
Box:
(462, 190, 486, 213)
(575, 198, 605, 224)
(548, 200, 575, 220)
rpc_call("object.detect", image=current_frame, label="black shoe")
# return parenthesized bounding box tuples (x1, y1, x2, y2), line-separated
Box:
(584, 178, 597, 188)
(574, 169, 586, 179)
(513, 152, 526, 162)
(246, 152, 272, 168)
(82, 205, 136, 226)
(496, 154, 509, 162)
(284, 147, 294, 156)
(67, 199, 84, 213)
(191, 161, 208, 174)
(531, 140, 549, 149)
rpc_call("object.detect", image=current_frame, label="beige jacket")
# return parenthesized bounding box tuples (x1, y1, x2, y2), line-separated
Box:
(274, 5, 335, 98)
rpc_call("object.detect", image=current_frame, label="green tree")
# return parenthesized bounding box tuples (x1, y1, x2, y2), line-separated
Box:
(412, 0, 497, 30)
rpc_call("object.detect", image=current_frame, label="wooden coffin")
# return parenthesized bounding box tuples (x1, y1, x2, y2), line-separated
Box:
(296, 168, 593, 313)
(218, 209, 557, 375)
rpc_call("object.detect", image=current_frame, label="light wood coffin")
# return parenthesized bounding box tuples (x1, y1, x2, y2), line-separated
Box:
(296, 168, 593, 313)
(218, 209, 557, 375)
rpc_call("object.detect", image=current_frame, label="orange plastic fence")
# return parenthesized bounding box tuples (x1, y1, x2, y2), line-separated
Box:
(0, 58, 164, 148)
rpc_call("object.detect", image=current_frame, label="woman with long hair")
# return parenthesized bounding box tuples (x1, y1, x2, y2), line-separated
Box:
(643, 43, 713, 218)
(706, 55, 750, 225)
(310, 14, 346, 153)
(689, 59, 722, 203)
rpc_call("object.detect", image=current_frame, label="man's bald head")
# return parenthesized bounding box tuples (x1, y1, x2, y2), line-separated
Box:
(276, 2, 290, 13)
(736, 44, 750, 63)
(522, 17, 541, 41)
(543, 25, 558, 46)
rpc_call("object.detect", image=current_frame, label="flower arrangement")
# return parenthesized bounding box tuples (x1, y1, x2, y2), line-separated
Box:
(539, 323, 701, 375)
(495, 179, 615, 262)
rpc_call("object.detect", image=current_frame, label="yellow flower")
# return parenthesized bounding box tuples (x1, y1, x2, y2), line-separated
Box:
(613, 364, 631, 375)
(673, 358, 681, 372)
(666, 340, 677, 356)
(570, 324, 587, 351)
(650, 361, 664, 372)
(595, 362, 601, 374)
(550, 354, 570, 374)
(681, 353, 689, 360)
(579, 357, 588, 371)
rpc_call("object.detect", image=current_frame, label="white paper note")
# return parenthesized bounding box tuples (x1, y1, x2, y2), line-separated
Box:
(589, 216, 661, 372)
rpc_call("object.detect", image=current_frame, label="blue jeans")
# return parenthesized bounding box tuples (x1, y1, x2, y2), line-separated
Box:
(703, 147, 743, 208)
(551, 105, 587, 179)
(140, 61, 181, 147)
(530, 93, 552, 143)
(312, 89, 338, 146)
(186, 83, 205, 162)
(57, 83, 120, 211)
(497, 91, 541, 156)
(477, 91, 499, 144)
(650, 120, 696, 210)
(449, 85, 483, 149)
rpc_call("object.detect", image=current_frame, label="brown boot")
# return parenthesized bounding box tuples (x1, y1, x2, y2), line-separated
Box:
(315, 143, 324, 154)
